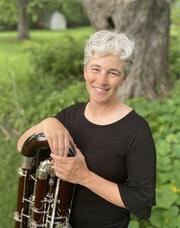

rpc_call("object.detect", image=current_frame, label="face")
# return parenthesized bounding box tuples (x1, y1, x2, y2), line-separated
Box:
(84, 54, 126, 104)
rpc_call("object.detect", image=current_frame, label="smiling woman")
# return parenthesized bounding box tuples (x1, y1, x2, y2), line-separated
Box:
(17, 30, 156, 228)
(84, 54, 125, 105)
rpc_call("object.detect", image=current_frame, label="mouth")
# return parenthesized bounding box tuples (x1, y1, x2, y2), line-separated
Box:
(91, 86, 110, 97)
(93, 86, 110, 92)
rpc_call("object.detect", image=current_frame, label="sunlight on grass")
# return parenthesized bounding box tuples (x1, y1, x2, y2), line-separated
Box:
(0, 27, 93, 83)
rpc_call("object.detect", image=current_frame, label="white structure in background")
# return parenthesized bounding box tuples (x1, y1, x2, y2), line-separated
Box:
(49, 11, 67, 30)
(39, 11, 67, 30)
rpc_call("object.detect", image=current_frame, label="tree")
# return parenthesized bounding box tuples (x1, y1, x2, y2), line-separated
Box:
(0, 0, 17, 29)
(82, 0, 171, 99)
(0, 0, 89, 39)
(17, 0, 30, 40)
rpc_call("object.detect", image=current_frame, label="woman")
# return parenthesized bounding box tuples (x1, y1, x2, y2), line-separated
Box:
(17, 30, 156, 228)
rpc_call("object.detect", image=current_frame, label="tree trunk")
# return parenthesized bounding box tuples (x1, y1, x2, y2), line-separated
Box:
(17, 0, 30, 40)
(83, 0, 171, 99)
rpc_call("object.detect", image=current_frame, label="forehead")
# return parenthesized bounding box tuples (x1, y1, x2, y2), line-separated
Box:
(87, 54, 124, 69)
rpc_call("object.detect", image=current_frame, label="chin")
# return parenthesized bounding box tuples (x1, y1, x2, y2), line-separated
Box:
(90, 95, 113, 104)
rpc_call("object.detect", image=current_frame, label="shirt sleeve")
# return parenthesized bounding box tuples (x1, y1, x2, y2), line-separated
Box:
(118, 119, 156, 219)
(54, 106, 70, 129)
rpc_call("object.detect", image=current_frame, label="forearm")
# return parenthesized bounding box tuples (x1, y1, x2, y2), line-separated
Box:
(17, 122, 43, 152)
(82, 171, 125, 208)
(17, 117, 70, 155)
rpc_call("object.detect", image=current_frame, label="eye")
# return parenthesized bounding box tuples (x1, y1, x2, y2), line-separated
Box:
(109, 71, 120, 77)
(91, 68, 100, 73)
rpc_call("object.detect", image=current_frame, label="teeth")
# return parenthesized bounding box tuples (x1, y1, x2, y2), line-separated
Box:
(94, 87, 107, 91)
(95, 88, 104, 91)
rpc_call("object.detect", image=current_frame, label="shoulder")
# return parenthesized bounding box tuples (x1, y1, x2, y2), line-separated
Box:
(131, 110, 150, 128)
(55, 102, 86, 122)
(127, 110, 153, 137)
(63, 102, 86, 115)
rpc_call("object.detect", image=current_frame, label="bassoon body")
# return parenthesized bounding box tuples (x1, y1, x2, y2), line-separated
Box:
(14, 133, 75, 228)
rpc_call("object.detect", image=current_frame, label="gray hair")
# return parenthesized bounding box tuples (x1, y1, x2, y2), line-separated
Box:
(83, 30, 135, 75)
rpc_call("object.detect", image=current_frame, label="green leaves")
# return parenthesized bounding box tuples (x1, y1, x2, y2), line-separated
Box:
(129, 220, 140, 228)
(156, 185, 178, 209)
(150, 206, 179, 227)
(127, 80, 180, 227)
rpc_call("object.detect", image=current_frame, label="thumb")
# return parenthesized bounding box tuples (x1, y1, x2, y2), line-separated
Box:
(75, 147, 84, 159)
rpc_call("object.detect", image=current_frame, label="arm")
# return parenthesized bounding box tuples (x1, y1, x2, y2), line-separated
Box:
(17, 122, 43, 152)
(82, 169, 125, 208)
(17, 117, 73, 156)
(51, 149, 126, 208)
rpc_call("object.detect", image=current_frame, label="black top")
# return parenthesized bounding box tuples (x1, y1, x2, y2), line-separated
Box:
(55, 102, 156, 228)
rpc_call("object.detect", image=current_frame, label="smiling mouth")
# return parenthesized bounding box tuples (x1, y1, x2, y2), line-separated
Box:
(93, 86, 110, 92)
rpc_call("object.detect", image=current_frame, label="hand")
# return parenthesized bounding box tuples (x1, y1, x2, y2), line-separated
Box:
(51, 147, 91, 185)
(41, 117, 74, 156)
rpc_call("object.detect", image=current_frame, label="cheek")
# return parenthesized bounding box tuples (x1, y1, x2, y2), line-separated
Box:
(84, 73, 95, 84)
(110, 78, 122, 88)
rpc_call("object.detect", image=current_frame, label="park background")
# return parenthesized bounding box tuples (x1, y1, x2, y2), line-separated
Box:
(0, 0, 179, 227)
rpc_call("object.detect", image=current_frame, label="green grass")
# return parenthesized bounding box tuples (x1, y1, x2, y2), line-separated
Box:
(0, 27, 93, 81)
(0, 138, 20, 228)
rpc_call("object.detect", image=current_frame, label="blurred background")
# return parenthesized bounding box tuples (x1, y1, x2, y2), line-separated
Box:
(0, 0, 179, 227)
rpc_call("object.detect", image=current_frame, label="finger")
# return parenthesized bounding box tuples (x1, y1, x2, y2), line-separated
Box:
(70, 136, 75, 146)
(54, 163, 69, 178)
(51, 153, 68, 164)
(58, 135, 65, 156)
(51, 136, 59, 155)
(75, 147, 84, 158)
(47, 136, 56, 154)
(64, 134, 70, 157)
(54, 169, 66, 180)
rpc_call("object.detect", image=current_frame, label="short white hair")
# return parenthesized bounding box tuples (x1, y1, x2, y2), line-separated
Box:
(84, 30, 135, 75)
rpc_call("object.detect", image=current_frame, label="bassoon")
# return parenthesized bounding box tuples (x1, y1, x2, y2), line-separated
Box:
(14, 133, 75, 228)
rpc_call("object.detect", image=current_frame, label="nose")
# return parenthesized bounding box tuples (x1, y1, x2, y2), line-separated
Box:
(97, 70, 108, 85)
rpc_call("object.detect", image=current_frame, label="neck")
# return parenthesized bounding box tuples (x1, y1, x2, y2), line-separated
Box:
(87, 98, 121, 116)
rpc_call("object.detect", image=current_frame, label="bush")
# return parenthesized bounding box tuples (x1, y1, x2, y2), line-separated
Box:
(170, 0, 180, 80)
(128, 81, 180, 228)
(27, 35, 86, 90)
(24, 81, 88, 128)
(170, 26, 180, 79)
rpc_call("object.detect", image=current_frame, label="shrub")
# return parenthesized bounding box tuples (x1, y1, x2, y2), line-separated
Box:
(23, 81, 88, 128)
(27, 35, 86, 91)
(128, 81, 180, 228)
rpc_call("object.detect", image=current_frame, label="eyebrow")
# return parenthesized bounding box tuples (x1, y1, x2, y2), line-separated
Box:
(108, 68, 122, 75)
(89, 64, 101, 68)
(89, 64, 122, 75)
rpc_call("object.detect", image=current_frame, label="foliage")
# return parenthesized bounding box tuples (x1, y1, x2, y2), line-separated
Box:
(0, 137, 19, 228)
(128, 81, 180, 228)
(21, 81, 88, 130)
(56, 0, 90, 27)
(27, 35, 85, 88)
(0, 0, 89, 30)
(170, 0, 180, 79)
(0, 0, 17, 29)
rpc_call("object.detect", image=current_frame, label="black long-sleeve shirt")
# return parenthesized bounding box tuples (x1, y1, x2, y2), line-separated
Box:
(55, 102, 156, 228)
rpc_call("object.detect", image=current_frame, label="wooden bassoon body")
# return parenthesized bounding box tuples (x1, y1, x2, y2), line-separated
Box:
(14, 133, 75, 228)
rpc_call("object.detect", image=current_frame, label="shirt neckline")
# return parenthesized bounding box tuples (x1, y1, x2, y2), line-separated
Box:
(82, 102, 135, 128)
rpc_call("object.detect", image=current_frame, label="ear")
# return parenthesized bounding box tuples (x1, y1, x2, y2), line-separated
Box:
(83, 66, 87, 80)
(119, 74, 127, 87)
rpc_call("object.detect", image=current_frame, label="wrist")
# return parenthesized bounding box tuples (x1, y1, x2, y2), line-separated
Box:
(80, 169, 94, 187)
